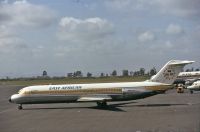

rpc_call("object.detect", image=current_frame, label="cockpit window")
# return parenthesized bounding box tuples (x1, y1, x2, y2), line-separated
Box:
(18, 89, 22, 94)
(18, 88, 26, 94)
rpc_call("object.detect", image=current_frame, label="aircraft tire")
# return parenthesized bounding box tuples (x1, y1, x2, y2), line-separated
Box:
(190, 90, 193, 94)
(97, 101, 107, 107)
(18, 105, 22, 110)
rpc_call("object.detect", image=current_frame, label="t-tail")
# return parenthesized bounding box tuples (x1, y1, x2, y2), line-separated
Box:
(150, 60, 194, 84)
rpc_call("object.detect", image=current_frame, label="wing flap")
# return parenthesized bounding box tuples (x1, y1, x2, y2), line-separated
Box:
(78, 96, 112, 102)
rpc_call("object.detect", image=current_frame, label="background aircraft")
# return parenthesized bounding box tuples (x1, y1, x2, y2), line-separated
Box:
(187, 80, 200, 94)
(178, 71, 200, 80)
(176, 71, 200, 86)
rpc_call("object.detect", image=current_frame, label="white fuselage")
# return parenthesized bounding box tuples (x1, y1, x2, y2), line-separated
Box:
(187, 81, 200, 91)
(177, 71, 200, 80)
(10, 81, 172, 104)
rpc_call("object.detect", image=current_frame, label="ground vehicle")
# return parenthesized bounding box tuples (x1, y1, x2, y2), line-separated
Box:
(176, 84, 184, 93)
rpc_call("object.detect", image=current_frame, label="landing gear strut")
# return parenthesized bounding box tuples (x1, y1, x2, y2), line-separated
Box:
(18, 104, 23, 110)
(97, 101, 107, 108)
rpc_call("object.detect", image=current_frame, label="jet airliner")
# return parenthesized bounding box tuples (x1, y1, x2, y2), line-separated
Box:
(177, 71, 200, 86)
(9, 60, 194, 110)
(187, 80, 200, 94)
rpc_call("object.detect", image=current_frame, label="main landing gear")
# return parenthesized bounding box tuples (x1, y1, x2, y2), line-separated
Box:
(96, 101, 107, 108)
(18, 104, 23, 110)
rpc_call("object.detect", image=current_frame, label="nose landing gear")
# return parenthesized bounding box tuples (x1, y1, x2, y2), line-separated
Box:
(18, 104, 23, 110)
(190, 90, 193, 94)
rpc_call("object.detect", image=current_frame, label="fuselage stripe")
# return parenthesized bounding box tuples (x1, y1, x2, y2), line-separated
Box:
(22, 88, 122, 95)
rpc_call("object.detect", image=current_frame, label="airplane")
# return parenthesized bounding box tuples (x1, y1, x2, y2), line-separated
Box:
(187, 80, 200, 94)
(177, 71, 200, 80)
(9, 60, 194, 110)
(176, 71, 200, 86)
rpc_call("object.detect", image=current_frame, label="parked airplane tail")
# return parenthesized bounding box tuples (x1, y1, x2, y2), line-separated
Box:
(150, 60, 194, 84)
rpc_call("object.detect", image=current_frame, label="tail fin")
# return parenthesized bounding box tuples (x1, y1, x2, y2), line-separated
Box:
(150, 60, 194, 84)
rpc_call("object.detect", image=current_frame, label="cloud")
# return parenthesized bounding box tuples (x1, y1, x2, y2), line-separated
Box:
(0, 0, 56, 59)
(138, 31, 155, 42)
(164, 41, 173, 48)
(166, 24, 184, 35)
(104, 0, 200, 20)
(0, 25, 27, 54)
(105, 0, 132, 10)
(57, 17, 114, 43)
(105, 0, 149, 11)
(0, 25, 11, 38)
(153, 0, 200, 18)
(0, 0, 56, 27)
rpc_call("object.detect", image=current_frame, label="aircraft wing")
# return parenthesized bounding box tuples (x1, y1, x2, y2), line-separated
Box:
(77, 96, 112, 102)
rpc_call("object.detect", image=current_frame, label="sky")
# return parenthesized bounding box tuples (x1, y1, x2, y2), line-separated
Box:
(0, 0, 199, 78)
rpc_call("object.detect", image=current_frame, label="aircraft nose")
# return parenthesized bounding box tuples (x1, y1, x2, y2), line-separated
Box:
(9, 94, 21, 103)
(187, 86, 194, 90)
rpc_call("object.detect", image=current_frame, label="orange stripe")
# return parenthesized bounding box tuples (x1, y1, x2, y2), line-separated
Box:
(145, 85, 172, 91)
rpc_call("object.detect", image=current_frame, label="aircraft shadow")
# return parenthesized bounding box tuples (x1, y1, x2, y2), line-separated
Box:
(24, 105, 126, 112)
(23, 101, 137, 112)
(23, 101, 189, 112)
(114, 103, 189, 108)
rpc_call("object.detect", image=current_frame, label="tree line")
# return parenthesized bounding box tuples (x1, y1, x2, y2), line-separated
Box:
(65, 67, 157, 78)
(14, 67, 200, 79)
(65, 67, 199, 78)
(2, 67, 199, 80)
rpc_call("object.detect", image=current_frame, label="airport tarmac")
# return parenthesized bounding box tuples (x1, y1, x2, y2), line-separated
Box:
(0, 85, 200, 132)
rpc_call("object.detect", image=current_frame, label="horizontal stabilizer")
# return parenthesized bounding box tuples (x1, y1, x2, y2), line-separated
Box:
(168, 60, 194, 65)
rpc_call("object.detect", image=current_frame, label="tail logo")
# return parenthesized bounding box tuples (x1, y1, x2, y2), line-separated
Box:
(163, 67, 175, 80)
